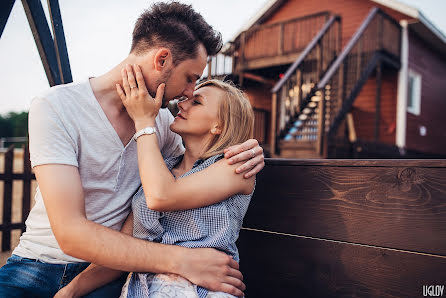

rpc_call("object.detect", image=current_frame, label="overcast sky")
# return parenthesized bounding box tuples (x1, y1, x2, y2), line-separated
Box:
(0, 0, 445, 115)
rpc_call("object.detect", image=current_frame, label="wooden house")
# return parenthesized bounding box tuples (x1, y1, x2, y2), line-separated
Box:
(206, 0, 446, 158)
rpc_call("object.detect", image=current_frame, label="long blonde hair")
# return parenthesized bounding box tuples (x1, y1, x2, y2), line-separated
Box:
(196, 80, 254, 160)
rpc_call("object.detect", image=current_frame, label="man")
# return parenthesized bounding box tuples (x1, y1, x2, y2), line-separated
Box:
(0, 2, 264, 297)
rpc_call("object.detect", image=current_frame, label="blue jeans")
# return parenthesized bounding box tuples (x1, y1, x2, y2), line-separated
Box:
(0, 254, 127, 297)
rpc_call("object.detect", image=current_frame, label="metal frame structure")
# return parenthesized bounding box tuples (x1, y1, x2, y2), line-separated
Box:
(0, 0, 72, 86)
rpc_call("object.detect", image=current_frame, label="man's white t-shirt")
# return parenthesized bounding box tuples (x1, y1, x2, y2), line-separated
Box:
(13, 80, 184, 263)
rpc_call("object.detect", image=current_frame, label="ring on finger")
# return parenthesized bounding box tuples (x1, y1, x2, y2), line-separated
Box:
(250, 148, 256, 158)
(130, 85, 137, 89)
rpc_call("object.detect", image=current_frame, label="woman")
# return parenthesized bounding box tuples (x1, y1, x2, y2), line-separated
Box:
(55, 65, 255, 298)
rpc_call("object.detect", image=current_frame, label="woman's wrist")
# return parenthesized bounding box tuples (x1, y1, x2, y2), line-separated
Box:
(134, 119, 156, 131)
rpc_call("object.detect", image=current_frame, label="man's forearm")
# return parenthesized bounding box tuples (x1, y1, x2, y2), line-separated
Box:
(60, 218, 185, 273)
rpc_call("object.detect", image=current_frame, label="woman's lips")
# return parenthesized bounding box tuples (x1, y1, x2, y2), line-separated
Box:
(176, 113, 186, 120)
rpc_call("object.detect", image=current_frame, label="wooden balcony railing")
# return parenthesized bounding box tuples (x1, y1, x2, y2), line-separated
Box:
(269, 14, 341, 153)
(237, 12, 331, 70)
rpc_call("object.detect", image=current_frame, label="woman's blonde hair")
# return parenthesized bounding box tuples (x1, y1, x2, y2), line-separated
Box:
(196, 80, 254, 160)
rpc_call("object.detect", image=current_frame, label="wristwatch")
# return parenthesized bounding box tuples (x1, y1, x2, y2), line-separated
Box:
(133, 126, 156, 142)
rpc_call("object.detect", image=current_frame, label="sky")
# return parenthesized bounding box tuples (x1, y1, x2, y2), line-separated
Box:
(0, 0, 445, 115)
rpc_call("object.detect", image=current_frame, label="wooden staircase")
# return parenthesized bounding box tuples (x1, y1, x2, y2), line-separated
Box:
(271, 8, 401, 158)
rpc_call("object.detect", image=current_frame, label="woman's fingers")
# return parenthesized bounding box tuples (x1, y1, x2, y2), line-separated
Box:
(154, 83, 165, 108)
(126, 64, 138, 90)
(115, 84, 126, 102)
(134, 64, 148, 93)
(121, 68, 130, 96)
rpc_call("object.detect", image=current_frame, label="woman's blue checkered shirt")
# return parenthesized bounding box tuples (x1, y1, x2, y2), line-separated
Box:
(127, 154, 255, 298)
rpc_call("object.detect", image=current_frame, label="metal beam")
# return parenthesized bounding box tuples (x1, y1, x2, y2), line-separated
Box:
(48, 0, 72, 83)
(0, 0, 16, 38)
(22, 0, 61, 86)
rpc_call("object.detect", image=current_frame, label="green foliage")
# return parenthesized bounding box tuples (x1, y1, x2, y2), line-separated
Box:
(0, 111, 28, 138)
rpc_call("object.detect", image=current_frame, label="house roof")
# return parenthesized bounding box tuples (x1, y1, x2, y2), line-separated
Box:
(224, 0, 446, 55)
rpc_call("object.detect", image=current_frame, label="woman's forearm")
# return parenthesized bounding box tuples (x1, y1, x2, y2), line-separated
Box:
(135, 132, 177, 208)
(58, 265, 125, 297)
(135, 130, 254, 212)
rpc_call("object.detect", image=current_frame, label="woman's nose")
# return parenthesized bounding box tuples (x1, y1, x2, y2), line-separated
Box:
(177, 98, 188, 111)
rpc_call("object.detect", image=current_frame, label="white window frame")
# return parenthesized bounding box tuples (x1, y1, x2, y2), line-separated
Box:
(407, 70, 422, 116)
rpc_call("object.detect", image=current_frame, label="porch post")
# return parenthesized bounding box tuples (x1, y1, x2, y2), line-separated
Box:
(396, 20, 408, 151)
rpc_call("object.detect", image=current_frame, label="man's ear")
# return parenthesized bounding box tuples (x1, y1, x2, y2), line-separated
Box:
(154, 48, 172, 71)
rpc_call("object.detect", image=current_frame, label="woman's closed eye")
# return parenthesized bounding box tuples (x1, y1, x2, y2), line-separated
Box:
(192, 100, 201, 105)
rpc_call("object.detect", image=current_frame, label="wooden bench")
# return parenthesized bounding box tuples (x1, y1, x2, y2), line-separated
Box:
(236, 159, 446, 297)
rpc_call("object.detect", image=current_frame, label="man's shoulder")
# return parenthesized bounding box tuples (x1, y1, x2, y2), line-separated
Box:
(33, 80, 91, 106)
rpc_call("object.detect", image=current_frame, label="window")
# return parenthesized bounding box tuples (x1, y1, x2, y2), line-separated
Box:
(407, 70, 422, 115)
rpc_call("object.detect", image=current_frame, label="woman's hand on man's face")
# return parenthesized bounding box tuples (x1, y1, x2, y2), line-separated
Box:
(224, 139, 265, 178)
(116, 64, 165, 130)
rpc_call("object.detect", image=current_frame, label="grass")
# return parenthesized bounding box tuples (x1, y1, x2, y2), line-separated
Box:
(0, 151, 37, 266)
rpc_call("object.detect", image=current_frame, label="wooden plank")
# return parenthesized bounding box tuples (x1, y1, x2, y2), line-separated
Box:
(237, 229, 446, 298)
(244, 160, 446, 255)
(375, 61, 382, 141)
(1, 145, 14, 251)
(317, 90, 326, 155)
(0, 223, 26, 231)
(270, 93, 278, 155)
(263, 158, 446, 167)
(278, 23, 284, 56)
(242, 52, 302, 70)
(0, 173, 36, 180)
(22, 145, 32, 231)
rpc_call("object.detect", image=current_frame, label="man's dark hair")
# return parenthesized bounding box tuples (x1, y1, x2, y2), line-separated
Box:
(131, 2, 223, 64)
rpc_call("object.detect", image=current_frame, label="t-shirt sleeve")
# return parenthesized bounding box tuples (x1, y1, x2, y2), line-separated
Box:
(28, 97, 78, 168)
(159, 109, 185, 159)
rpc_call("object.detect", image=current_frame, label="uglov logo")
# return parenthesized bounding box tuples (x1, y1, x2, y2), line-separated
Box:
(423, 285, 444, 297)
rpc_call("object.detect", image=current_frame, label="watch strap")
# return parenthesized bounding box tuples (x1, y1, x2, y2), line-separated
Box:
(133, 126, 156, 142)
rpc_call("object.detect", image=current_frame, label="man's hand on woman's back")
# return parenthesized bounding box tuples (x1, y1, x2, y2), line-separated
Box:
(225, 139, 265, 178)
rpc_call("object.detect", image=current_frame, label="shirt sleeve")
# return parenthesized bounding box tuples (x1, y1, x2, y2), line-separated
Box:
(28, 97, 78, 168)
(158, 109, 185, 159)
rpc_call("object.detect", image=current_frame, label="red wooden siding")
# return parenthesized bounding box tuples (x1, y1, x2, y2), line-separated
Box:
(406, 32, 446, 155)
(264, 0, 412, 49)
(352, 71, 398, 145)
(244, 85, 273, 111)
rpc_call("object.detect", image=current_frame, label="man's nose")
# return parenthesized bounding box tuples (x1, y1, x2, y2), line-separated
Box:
(182, 85, 194, 99)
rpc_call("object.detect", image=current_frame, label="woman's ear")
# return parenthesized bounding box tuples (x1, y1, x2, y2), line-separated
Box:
(154, 48, 172, 71)
(211, 126, 222, 135)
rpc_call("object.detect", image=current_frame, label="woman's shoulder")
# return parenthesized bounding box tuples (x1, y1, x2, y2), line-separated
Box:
(164, 155, 184, 171)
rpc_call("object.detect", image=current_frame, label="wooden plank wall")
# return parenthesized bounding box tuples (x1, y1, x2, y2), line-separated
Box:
(237, 159, 446, 297)
(406, 32, 446, 156)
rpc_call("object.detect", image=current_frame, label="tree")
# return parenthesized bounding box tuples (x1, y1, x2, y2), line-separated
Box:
(0, 111, 28, 138)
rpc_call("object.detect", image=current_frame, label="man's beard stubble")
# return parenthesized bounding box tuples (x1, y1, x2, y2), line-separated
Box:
(153, 68, 173, 109)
